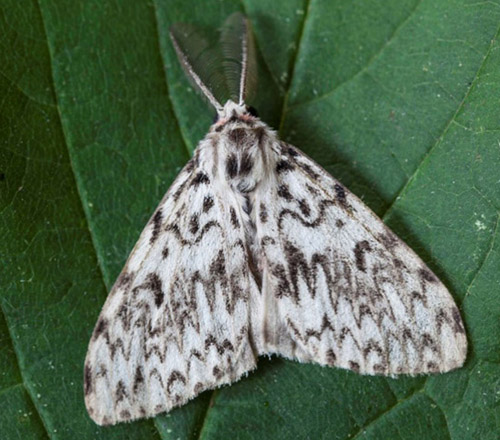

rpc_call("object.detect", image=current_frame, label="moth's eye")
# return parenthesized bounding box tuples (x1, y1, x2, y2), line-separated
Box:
(247, 106, 259, 117)
(213, 113, 219, 124)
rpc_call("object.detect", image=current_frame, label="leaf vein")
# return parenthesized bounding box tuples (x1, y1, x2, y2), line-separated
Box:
(196, 390, 218, 440)
(382, 20, 500, 220)
(0, 69, 55, 108)
(463, 212, 500, 301)
(0, 303, 52, 439)
(349, 381, 427, 440)
(286, 0, 424, 111)
(278, 0, 314, 135)
(425, 394, 453, 440)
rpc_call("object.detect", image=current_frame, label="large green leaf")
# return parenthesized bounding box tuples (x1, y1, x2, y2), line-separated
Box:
(1, 0, 499, 438)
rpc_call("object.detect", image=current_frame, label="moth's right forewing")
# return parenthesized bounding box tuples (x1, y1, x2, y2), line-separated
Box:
(256, 141, 467, 376)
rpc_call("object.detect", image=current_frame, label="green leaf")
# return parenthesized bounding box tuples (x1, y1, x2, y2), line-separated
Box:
(1, 0, 499, 439)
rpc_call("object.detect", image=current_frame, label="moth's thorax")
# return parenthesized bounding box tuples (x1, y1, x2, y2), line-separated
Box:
(204, 101, 277, 193)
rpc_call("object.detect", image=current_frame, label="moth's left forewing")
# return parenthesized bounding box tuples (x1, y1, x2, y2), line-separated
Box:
(256, 141, 467, 375)
(84, 148, 260, 425)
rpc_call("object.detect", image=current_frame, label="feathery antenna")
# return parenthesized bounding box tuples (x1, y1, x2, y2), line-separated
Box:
(169, 26, 223, 112)
(170, 13, 257, 110)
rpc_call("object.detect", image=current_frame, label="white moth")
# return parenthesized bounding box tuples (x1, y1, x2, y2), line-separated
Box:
(84, 13, 467, 426)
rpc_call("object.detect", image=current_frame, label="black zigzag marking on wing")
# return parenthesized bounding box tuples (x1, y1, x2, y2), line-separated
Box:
(165, 220, 222, 245)
(277, 199, 336, 230)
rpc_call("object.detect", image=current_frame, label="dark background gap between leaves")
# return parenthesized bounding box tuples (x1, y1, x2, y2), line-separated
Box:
(1, 0, 499, 438)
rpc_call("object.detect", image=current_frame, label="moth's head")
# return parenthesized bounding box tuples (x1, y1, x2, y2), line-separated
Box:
(212, 100, 259, 130)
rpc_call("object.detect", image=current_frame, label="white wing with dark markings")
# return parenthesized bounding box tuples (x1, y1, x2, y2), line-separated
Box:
(255, 142, 467, 375)
(84, 142, 261, 425)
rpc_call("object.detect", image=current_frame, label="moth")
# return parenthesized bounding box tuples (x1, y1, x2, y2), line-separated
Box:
(84, 13, 467, 426)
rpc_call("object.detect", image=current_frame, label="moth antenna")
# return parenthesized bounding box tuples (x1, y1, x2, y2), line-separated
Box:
(238, 16, 250, 105)
(219, 13, 257, 105)
(170, 26, 224, 113)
